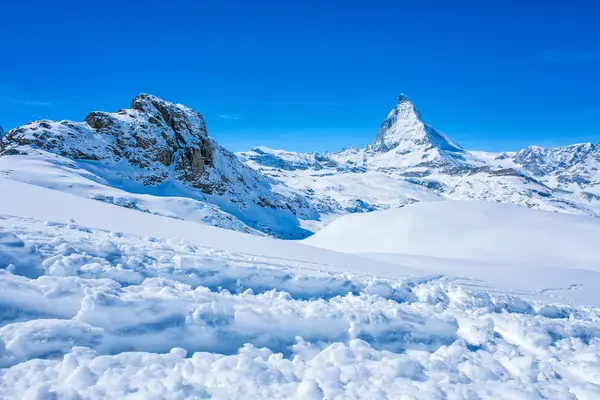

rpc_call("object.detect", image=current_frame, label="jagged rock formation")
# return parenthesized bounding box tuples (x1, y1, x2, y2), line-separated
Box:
(0, 94, 319, 238)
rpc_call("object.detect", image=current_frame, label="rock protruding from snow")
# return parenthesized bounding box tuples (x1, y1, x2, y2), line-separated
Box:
(0, 95, 320, 238)
(509, 143, 600, 192)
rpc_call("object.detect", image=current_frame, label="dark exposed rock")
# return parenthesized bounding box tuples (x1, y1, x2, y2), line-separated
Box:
(85, 112, 116, 130)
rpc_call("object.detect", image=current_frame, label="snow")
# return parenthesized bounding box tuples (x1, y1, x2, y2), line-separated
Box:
(0, 151, 266, 235)
(2, 92, 600, 398)
(1, 180, 600, 398)
(0, 179, 415, 275)
(305, 200, 600, 306)
(304, 200, 600, 266)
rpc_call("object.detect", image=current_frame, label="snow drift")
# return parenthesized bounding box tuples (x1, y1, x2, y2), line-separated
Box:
(304, 200, 600, 268)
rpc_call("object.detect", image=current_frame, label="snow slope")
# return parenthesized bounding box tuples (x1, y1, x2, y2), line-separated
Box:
(305, 200, 600, 306)
(304, 200, 600, 266)
(0, 179, 414, 274)
(2, 180, 600, 398)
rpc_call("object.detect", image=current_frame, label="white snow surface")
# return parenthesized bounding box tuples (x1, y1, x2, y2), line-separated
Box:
(304, 200, 600, 267)
(1, 179, 600, 399)
(305, 200, 600, 307)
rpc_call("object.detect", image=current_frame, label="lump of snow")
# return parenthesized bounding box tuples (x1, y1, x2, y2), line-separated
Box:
(0, 232, 44, 279)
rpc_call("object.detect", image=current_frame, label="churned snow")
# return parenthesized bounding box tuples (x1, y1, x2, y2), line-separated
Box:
(1, 179, 600, 399)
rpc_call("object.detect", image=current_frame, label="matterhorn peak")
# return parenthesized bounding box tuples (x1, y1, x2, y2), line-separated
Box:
(368, 94, 463, 155)
(397, 93, 410, 103)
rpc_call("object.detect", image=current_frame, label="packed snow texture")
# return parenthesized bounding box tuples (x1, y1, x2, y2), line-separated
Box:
(1, 179, 600, 399)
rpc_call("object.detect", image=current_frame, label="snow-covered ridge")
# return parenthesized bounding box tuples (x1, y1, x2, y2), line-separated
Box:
(0, 94, 321, 238)
(2, 92, 600, 239)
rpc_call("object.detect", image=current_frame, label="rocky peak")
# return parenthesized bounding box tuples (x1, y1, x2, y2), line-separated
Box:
(368, 94, 463, 155)
(0, 94, 320, 238)
(130, 93, 208, 141)
(0, 125, 5, 140)
(1, 94, 216, 184)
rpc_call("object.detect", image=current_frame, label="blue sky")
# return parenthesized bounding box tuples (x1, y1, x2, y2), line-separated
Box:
(1, 0, 599, 152)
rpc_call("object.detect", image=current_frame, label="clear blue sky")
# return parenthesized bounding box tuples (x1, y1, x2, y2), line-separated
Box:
(1, 0, 599, 152)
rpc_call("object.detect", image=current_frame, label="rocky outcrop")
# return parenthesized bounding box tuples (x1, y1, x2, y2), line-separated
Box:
(0, 94, 320, 238)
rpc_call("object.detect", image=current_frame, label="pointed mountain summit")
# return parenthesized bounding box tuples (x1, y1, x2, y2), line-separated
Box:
(368, 94, 464, 155)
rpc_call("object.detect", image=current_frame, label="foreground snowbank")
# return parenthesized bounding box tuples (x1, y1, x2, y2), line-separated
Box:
(1, 213, 599, 399)
(1, 180, 600, 399)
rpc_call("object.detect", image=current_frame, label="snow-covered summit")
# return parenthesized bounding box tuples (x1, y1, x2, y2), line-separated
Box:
(368, 94, 464, 157)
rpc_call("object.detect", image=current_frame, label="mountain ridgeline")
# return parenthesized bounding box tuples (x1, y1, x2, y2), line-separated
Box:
(1, 94, 599, 238)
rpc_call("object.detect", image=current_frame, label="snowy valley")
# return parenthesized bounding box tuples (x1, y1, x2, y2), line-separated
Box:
(1, 94, 600, 399)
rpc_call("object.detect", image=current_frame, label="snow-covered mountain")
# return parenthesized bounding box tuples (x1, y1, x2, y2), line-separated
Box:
(0, 94, 320, 238)
(239, 95, 600, 219)
(2, 93, 599, 240)
(2, 95, 600, 398)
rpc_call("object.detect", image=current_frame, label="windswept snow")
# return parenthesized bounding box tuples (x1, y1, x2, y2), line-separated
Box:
(1, 180, 600, 398)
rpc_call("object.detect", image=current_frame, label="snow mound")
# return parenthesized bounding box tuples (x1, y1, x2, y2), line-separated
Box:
(304, 200, 600, 268)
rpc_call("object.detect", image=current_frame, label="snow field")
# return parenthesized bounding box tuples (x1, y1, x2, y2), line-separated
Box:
(1, 211, 600, 398)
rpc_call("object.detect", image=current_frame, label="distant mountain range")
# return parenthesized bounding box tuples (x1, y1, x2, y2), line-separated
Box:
(239, 95, 600, 222)
(1, 94, 598, 238)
